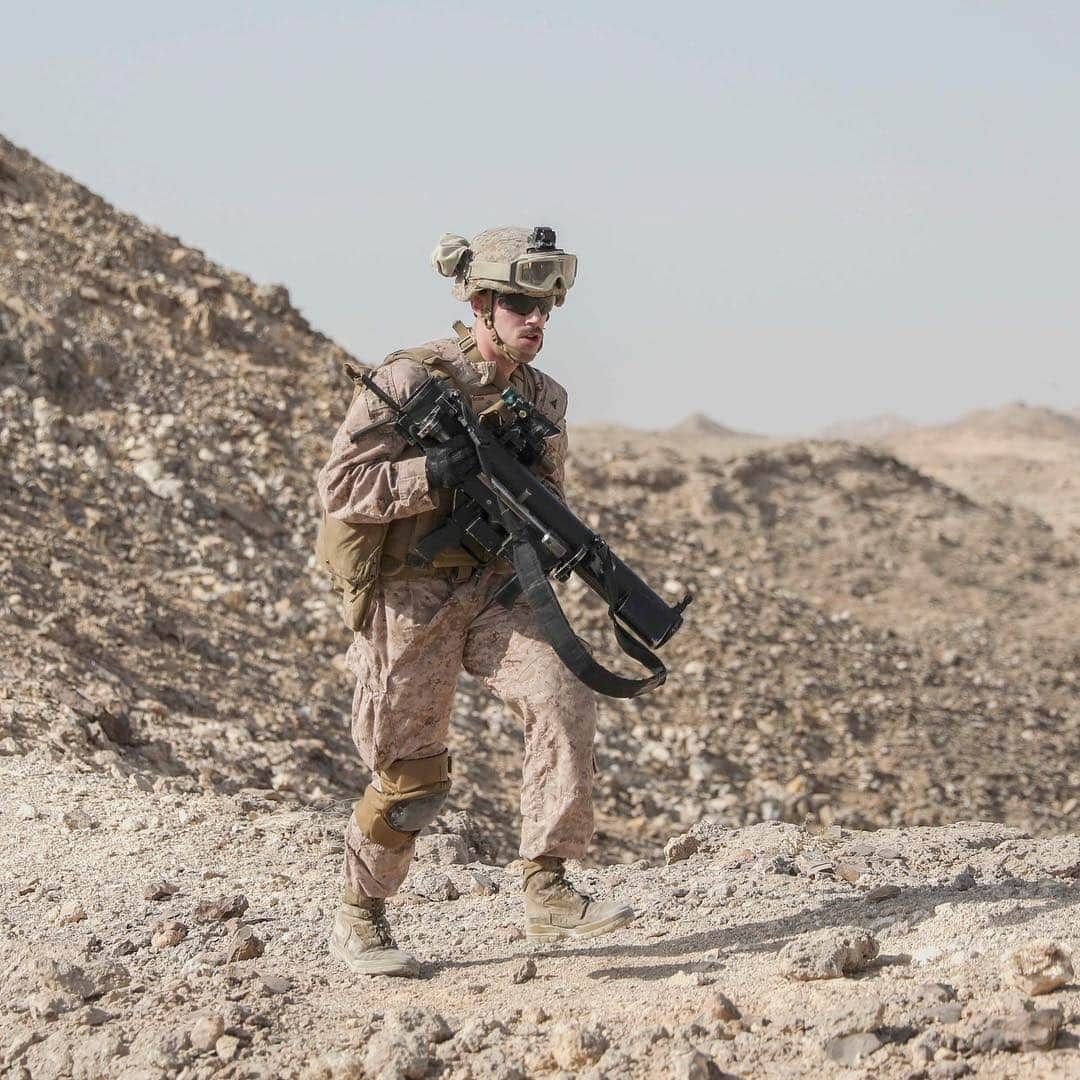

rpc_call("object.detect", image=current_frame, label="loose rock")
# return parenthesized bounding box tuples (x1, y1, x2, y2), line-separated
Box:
(196, 893, 249, 921)
(143, 879, 180, 901)
(825, 1032, 883, 1066)
(190, 1014, 226, 1053)
(150, 921, 187, 950)
(971, 1007, 1063, 1053)
(778, 927, 879, 980)
(1003, 939, 1074, 996)
(225, 925, 265, 961)
(665, 833, 700, 864)
(548, 1020, 608, 1069)
(512, 959, 537, 984)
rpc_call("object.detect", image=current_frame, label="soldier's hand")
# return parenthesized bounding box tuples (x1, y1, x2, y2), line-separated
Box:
(425, 433, 481, 489)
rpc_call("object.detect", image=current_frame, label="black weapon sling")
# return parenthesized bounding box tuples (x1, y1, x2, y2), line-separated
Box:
(475, 442, 668, 699)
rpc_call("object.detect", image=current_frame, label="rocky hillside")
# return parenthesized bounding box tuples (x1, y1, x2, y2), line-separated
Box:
(2, 132, 1079, 868)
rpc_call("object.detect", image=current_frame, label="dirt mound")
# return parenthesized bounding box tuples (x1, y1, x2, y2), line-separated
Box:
(569, 437, 1079, 640)
(884, 403, 1080, 538)
(1, 132, 1078, 869)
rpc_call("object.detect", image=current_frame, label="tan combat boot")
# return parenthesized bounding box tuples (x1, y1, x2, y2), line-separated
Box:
(328, 890, 419, 977)
(523, 856, 635, 941)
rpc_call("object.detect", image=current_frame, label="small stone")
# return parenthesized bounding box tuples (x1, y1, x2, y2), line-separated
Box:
(672, 1048, 722, 1079)
(16, 802, 37, 820)
(665, 833, 700, 864)
(196, 893, 249, 921)
(364, 1028, 431, 1079)
(923, 1003, 964, 1024)
(83, 959, 131, 997)
(27, 990, 76, 1020)
(951, 868, 976, 891)
(866, 884, 902, 902)
(548, 1020, 608, 1069)
(56, 901, 87, 926)
(836, 862, 865, 884)
(151, 921, 187, 950)
(60, 810, 92, 831)
(143, 880, 180, 901)
(415, 833, 469, 865)
(826, 1033, 883, 1067)
(299, 1049, 366, 1080)
(77, 1006, 113, 1026)
(226, 925, 265, 962)
(971, 1008, 1063, 1053)
(386, 1007, 451, 1044)
(916, 982, 957, 1004)
(215, 1034, 242, 1062)
(468, 869, 499, 896)
(668, 970, 712, 986)
(521, 1004, 548, 1026)
(928, 1062, 972, 1079)
(779, 927, 879, 980)
(819, 996, 885, 1038)
(189, 1013, 226, 1053)
(700, 991, 740, 1022)
(259, 973, 291, 995)
(512, 959, 537, 984)
(411, 871, 459, 902)
(1004, 940, 1074, 996)
(35, 958, 94, 999)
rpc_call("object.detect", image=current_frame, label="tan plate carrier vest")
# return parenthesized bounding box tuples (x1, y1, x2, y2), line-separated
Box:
(315, 323, 522, 631)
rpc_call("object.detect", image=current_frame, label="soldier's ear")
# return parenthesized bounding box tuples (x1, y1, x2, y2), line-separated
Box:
(469, 292, 488, 318)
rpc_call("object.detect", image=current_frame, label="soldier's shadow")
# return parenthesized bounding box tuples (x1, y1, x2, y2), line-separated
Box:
(427, 879, 1079, 982)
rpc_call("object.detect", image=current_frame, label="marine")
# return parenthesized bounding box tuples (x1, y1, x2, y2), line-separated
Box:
(317, 226, 634, 976)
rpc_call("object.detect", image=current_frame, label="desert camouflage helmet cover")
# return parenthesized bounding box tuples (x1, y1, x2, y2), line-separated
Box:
(431, 226, 577, 305)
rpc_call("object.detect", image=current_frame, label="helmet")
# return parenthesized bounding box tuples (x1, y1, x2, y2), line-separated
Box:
(431, 226, 577, 306)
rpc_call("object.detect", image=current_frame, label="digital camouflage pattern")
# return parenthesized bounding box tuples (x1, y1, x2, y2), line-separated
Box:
(342, 568, 596, 898)
(317, 331, 594, 899)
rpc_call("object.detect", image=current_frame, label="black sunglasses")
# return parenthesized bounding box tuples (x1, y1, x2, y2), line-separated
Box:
(495, 292, 555, 316)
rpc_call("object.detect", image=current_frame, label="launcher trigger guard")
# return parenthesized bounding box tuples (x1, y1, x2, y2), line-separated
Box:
(550, 543, 591, 582)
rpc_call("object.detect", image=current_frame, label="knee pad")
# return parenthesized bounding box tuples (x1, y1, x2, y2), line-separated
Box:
(354, 750, 452, 849)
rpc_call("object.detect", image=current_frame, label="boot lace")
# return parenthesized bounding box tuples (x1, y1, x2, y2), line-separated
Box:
(369, 900, 396, 948)
(528, 865, 592, 909)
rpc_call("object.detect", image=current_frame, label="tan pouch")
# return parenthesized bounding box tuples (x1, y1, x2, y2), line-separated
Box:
(314, 346, 460, 630)
(315, 510, 389, 631)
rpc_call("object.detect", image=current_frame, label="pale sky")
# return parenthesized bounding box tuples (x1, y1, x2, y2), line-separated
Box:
(3, 2, 1078, 432)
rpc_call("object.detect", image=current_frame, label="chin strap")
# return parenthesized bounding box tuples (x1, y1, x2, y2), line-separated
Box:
(479, 292, 536, 366)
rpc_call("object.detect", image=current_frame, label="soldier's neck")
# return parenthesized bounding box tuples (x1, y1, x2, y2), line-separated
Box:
(472, 320, 520, 384)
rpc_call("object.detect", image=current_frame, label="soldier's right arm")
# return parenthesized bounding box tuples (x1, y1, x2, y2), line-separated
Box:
(317, 359, 437, 525)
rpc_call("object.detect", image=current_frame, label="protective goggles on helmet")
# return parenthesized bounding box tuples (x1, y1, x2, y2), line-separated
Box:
(469, 251, 578, 295)
(495, 292, 555, 316)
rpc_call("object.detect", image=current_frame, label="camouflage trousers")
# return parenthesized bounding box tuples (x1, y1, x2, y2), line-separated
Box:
(342, 566, 597, 899)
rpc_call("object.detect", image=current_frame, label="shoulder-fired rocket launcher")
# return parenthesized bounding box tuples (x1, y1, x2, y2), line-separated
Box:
(350, 374, 692, 698)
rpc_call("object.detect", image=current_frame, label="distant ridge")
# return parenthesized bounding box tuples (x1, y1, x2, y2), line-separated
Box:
(667, 411, 746, 437)
(817, 413, 913, 440)
(934, 401, 1080, 442)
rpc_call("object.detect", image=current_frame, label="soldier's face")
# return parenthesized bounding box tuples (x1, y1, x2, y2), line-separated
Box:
(489, 293, 550, 359)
